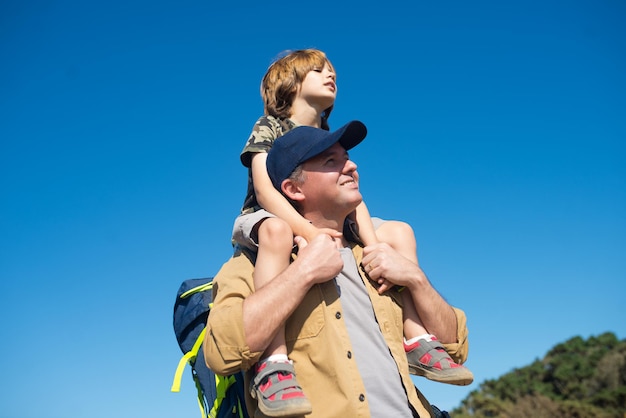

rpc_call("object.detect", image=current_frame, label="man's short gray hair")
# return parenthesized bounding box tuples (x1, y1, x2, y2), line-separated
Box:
(282, 165, 306, 209)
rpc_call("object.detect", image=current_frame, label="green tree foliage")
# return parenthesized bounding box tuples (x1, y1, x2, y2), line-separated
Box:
(451, 332, 626, 418)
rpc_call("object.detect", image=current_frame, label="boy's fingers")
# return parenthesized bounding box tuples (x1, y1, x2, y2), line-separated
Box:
(294, 236, 308, 249)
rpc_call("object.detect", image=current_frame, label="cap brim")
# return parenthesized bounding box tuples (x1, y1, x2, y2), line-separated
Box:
(337, 120, 367, 151)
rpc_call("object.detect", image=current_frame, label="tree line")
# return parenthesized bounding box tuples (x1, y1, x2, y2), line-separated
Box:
(451, 332, 626, 417)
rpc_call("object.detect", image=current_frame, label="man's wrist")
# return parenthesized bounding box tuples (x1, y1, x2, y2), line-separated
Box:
(289, 255, 317, 289)
(405, 268, 428, 292)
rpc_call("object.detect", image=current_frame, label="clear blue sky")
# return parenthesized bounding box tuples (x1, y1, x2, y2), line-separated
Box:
(1, 1, 624, 416)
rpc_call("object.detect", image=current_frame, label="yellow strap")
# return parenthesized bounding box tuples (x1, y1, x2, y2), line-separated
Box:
(171, 328, 207, 392)
(237, 397, 244, 418)
(171, 351, 194, 392)
(172, 280, 215, 417)
(209, 374, 236, 417)
(180, 281, 213, 299)
(172, 281, 213, 392)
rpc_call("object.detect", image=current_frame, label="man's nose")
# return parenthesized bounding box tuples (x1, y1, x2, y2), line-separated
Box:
(344, 159, 357, 172)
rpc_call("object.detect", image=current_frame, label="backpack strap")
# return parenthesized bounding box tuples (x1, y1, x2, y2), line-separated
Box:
(173, 279, 246, 418)
(171, 328, 207, 393)
(209, 374, 239, 417)
(172, 280, 215, 393)
(195, 370, 209, 418)
(180, 281, 214, 299)
(172, 328, 212, 418)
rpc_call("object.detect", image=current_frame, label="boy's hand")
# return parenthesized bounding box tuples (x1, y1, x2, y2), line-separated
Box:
(376, 278, 394, 294)
(302, 225, 342, 244)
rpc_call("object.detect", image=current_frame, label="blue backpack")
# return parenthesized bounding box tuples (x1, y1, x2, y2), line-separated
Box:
(171, 277, 249, 418)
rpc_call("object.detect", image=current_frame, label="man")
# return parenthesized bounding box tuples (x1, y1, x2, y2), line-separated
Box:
(204, 121, 469, 417)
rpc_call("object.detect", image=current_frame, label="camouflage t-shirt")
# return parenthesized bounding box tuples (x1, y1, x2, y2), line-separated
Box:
(239, 115, 298, 214)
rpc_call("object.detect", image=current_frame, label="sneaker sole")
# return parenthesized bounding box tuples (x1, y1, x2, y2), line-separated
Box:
(256, 397, 312, 417)
(409, 363, 474, 386)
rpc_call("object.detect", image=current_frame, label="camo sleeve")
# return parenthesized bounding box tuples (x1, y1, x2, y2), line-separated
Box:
(240, 116, 297, 167)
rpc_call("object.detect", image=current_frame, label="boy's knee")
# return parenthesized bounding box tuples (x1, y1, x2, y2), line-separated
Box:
(381, 220, 413, 235)
(378, 220, 416, 248)
(393, 221, 415, 237)
(257, 218, 293, 244)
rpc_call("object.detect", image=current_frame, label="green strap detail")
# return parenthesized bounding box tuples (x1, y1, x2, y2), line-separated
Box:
(195, 373, 209, 418)
(172, 281, 216, 418)
(180, 281, 213, 299)
(237, 397, 244, 418)
(172, 328, 209, 418)
(171, 328, 207, 392)
(171, 350, 195, 392)
(172, 281, 213, 392)
(209, 374, 236, 417)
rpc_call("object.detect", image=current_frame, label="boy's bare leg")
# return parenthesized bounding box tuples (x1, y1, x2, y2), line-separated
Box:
(251, 217, 313, 415)
(374, 221, 427, 337)
(253, 217, 294, 357)
(376, 220, 473, 385)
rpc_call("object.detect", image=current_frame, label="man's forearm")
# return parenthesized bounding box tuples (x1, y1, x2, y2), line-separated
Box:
(243, 234, 344, 352)
(407, 269, 458, 343)
(243, 260, 312, 352)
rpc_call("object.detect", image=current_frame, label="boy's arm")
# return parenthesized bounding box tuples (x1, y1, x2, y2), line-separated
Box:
(251, 153, 339, 241)
(353, 201, 379, 246)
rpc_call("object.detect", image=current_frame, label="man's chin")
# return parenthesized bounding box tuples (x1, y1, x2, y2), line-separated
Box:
(347, 196, 363, 210)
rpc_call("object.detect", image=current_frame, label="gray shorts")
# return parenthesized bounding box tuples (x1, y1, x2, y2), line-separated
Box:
(232, 209, 386, 252)
(231, 209, 276, 252)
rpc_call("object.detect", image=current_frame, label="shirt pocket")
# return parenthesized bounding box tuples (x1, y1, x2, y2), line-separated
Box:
(285, 284, 326, 342)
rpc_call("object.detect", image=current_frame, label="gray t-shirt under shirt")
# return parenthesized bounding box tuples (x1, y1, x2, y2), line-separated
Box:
(336, 248, 413, 418)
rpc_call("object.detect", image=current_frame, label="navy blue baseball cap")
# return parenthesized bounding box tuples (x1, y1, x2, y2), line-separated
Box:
(267, 120, 367, 190)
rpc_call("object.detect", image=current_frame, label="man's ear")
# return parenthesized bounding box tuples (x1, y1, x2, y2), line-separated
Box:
(281, 179, 305, 202)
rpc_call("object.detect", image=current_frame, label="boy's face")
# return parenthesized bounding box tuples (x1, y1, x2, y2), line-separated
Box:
(297, 62, 336, 110)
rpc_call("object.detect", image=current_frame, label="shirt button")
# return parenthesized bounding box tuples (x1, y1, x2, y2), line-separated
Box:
(335, 312, 341, 319)
(347, 351, 352, 359)
(359, 394, 365, 402)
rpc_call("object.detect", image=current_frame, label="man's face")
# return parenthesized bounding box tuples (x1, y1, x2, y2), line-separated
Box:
(298, 142, 362, 216)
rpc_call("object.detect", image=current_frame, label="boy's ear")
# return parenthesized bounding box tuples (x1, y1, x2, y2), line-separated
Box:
(281, 179, 305, 202)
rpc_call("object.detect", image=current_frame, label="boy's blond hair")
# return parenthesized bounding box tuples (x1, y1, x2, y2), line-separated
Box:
(261, 49, 335, 130)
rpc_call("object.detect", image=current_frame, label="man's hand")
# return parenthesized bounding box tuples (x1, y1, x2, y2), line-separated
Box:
(362, 242, 423, 292)
(243, 234, 343, 353)
(294, 234, 344, 285)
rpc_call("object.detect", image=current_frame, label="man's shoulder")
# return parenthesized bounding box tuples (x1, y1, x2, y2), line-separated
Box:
(214, 247, 256, 282)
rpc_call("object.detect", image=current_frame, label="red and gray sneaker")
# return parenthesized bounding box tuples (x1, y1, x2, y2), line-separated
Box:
(250, 359, 312, 417)
(405, 336, 474, 386)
